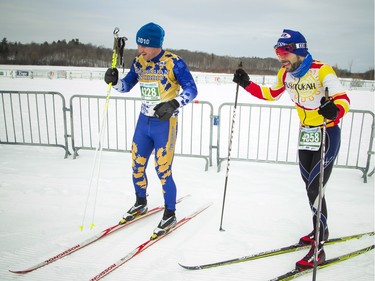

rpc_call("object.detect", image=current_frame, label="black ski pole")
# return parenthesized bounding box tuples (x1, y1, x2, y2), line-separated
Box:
(312, 87, 329, 280)
(219, 62, 242, 231)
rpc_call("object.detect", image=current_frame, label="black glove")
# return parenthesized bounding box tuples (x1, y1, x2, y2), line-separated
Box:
(104, 68, 119, 85)
(233, 68, 250, 88)
(318, 97, 339, 120)
(154, 99, 180, 121)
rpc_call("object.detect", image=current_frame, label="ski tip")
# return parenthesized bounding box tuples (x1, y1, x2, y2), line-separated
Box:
(90, 223, 95, 230)
(79, 225, 84, 231)
(177, 194, 192, 202)
(194, 202, 213, 213)
(203, 202, 213, 209)
(9, 269, 30, 274)
(178, 262, 187, 268)
(178, 263, 200, 270)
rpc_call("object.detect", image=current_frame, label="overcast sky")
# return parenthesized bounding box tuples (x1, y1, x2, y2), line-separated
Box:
(1, 0, 374, 72)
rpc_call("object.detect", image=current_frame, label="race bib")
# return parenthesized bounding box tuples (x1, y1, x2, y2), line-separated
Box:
(298, 127, 322, 151)
(140, 82, 160, 101)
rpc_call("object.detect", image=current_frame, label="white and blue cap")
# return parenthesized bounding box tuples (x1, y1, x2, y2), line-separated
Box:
(136, 22, 165, 48)
(275, 29, 308, 57)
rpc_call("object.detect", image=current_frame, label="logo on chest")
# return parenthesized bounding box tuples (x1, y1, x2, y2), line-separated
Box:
(285, 73, 322, 103)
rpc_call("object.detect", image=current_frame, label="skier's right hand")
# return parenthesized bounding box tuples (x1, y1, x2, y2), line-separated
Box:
(233, 68, 250, 88)
(104, 68, 119, 85)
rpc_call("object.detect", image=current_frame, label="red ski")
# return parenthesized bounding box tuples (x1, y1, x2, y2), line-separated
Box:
(90, 203, 212, 281)
(9, 194, 190, 274)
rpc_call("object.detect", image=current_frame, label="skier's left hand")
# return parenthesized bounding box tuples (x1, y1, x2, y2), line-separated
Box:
(154, 99, 180, 121)
(318, 97, 339, 120)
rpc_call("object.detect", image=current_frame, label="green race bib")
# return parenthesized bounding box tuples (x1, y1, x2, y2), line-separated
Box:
(140, 82, 160, 101)
(298, 127, 322, 151)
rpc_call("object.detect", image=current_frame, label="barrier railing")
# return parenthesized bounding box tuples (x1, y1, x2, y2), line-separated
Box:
(0, 91, 70, 158)
(1, 91, 373, 182)
(216, 103, 374, 183)
(69, 95, 213, 170)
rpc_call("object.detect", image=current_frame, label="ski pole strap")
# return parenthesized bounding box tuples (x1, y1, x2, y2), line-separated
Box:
(110, 27, 127, 71)
(117, 37, 128, 70)
(111, 28, 120, 69)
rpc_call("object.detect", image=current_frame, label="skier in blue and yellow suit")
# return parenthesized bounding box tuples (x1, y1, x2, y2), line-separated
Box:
(104, 22, 197, 238)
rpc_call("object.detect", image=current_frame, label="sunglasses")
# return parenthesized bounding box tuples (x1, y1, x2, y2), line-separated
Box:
(274, 42, 307, 57)
(274, 43, 295, 57)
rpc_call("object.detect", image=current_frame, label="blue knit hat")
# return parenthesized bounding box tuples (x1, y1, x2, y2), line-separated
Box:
(275, 29, 308, 57)
(136, 22, 165, 48)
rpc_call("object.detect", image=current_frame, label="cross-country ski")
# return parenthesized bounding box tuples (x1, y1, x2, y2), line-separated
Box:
(179, 231, 374, 270)
(90, 203, 212, 281)
(9, 195, 190, 274)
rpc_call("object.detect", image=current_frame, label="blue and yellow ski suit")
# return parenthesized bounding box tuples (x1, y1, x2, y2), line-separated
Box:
(114, 50, 197, 211)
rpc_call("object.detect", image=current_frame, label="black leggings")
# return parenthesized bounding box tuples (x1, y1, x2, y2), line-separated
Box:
(298, 126, 341, 241)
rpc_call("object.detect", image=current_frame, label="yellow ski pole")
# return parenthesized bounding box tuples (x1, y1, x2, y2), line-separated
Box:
(80, 27, 122, 231)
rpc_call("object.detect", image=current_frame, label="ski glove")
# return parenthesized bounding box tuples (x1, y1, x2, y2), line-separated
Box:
(318, 97, 339, 120)
(154, 99, 180, 121)
(104, 68, 119, 85)
(233, 68, 250, 88)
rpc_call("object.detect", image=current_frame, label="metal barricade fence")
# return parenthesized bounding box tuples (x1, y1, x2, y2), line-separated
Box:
(0, 91, 70, 158)
(216, 103, 374, 183)
(69, 95, 213, 170)
(1, 91, 373, 182)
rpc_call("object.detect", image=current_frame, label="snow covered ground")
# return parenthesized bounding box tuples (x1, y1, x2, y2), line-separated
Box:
(0, 67, 374, 281)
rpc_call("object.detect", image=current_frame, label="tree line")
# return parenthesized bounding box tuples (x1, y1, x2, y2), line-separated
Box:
(0, 38, 373, 80)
